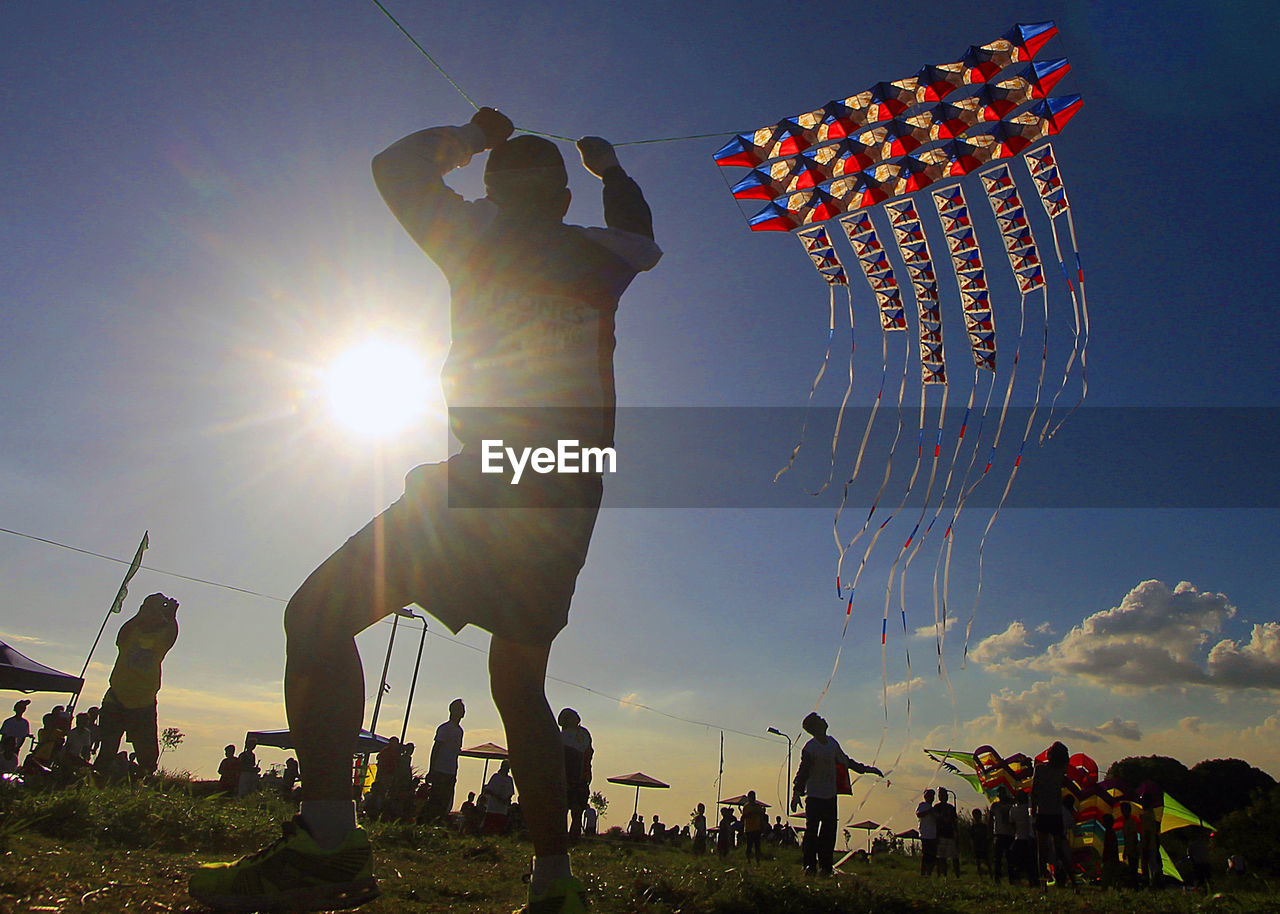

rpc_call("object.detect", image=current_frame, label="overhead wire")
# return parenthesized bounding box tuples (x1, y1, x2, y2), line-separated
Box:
(0, 524, 771, 743)
(368, 0, 740, 148)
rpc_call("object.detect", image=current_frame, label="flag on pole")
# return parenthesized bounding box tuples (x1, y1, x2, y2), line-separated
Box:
(109, 531, 149, 614)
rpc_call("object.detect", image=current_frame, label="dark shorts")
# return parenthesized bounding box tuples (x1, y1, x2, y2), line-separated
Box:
(99, 691, 158, 748)
(299, 452, 602, 646)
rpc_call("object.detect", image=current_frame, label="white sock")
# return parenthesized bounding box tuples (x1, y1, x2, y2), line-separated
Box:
(299, 800, 357, 851)
(530, 854, 573, 896)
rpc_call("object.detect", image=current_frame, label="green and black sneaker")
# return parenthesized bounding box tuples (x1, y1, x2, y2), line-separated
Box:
(516, 875, 589, 914)
(189, 815, 377, 912)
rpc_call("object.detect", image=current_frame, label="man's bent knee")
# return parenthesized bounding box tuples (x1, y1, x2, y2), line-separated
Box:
(489, 637, 551, 709)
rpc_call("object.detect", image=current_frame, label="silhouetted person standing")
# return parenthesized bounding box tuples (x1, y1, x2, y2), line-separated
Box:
(790, 712, 882, 876)
(93, 593, 179, 775)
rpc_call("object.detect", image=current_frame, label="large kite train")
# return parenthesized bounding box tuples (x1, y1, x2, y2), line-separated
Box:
(925, 745, 1213, 882)
(713, 22, 1090, 771)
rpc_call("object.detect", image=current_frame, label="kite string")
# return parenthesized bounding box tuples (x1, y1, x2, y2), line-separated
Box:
(368, 0, 733, 148)
(369, 0, 479, 110)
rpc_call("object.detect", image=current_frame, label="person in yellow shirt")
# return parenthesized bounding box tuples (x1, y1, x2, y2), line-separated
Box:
(93, 593, 179, 775)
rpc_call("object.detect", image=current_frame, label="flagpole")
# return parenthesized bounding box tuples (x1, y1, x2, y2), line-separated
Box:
(69, 531, 149, 715)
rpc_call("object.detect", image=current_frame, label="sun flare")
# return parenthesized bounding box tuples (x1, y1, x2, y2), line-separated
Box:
(323, 339, 434, 439)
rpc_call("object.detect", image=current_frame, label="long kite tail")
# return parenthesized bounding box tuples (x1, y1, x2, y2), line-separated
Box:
(808, 283, 858, 496)
(1023, 145, 1087, 444)
(774, 282, 838, 483)
(833, 332, 889, 582)
(816, 334, 909, 712)
(961, 163, 1050, 664)
(834, 209, 911, 594)
(964, 283, 1048, 664)
(934, 370, 997, 667)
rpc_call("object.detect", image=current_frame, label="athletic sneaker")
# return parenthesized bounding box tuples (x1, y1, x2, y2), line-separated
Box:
(518, 875, 589, 914)
(189, 816, 378, 912)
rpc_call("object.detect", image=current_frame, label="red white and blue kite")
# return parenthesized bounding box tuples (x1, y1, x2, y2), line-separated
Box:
(714, 21, 1091, 782)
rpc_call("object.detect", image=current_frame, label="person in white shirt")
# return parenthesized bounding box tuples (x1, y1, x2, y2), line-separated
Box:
(790, 712, 882, 875)
(559, 708, 593, 838)
(1010, 792, 1036, 885)
(916, 788, 937, 875)
(426, 698, 466, 820)
(482, 761, 516, 834)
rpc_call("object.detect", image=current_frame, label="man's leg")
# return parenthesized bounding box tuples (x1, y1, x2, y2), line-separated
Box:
(801, 800, 818, 872)
(284, 574, 374, 842)
(489, 636, 566, 862)
(817, 800, 837, 874)
(93, 701, 125, 773)
(129, 704, 161, 774)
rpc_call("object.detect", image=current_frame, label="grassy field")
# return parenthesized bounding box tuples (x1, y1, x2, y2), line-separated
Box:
(2, 781, 1277, 913)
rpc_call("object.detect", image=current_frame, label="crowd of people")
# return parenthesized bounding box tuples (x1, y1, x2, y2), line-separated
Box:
(910, 740, 1225, 891)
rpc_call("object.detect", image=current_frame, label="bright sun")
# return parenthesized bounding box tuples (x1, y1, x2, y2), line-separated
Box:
(323, 339, 434, 439)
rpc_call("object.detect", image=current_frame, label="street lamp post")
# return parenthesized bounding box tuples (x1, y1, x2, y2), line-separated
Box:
(400, 611, 428, 743)
(767, 726, 794, 808)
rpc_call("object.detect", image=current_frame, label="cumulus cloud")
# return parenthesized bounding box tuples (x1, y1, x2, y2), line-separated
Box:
(1207, 622, 1280, 689)
(1095, 717, 1143, 741)
(977, 581, 1280, 693)
(970, 621, 1036, 672)
(886, 676, 925, 697)
(1030, 581, 1233, 687)
(911, 616, 959, 639)
(974, 682, 1142, 744)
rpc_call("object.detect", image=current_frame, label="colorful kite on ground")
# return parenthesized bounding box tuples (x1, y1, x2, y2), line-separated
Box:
(714, 22, 1091, 783)
(924, 744, 1214, 881)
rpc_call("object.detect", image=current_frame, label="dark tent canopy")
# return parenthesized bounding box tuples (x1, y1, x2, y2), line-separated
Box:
(0, 640, 83, 695)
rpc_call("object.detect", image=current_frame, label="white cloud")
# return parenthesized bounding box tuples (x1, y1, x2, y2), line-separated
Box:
(1207, 622, 1280, 689)
(0, 630, 51, 647)
(969, 620, 1035, 672)
(976, 581, 1280, 693)
(886, 676, 924, 697)
(911, 616, 959, 640)
(1029, 581, 1233, 688)
(972, 682, 1142, 745)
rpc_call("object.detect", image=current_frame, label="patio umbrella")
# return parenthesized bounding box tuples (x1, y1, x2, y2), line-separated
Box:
(606, 772, 669, 818)
(894, 828, 921, 853)
(849, 819, 880, 851)
(719, 794, 772, 808)
(460, 742, 508, 789)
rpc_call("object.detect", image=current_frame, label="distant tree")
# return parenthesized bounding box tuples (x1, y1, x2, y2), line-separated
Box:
(1106, 755, 1194, 802)
(159, 727, 185, 757)
(590, 790, 609, 823)
(1189, 758, 1277, 824)
(1215, 784, 1280, 878)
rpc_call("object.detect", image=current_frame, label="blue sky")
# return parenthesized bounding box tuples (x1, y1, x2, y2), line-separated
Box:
(3, 1, 1277, 832)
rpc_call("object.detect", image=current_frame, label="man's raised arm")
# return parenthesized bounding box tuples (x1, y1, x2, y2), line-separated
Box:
(370, 108, 513, 260)
(577, 136, 655, 242)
